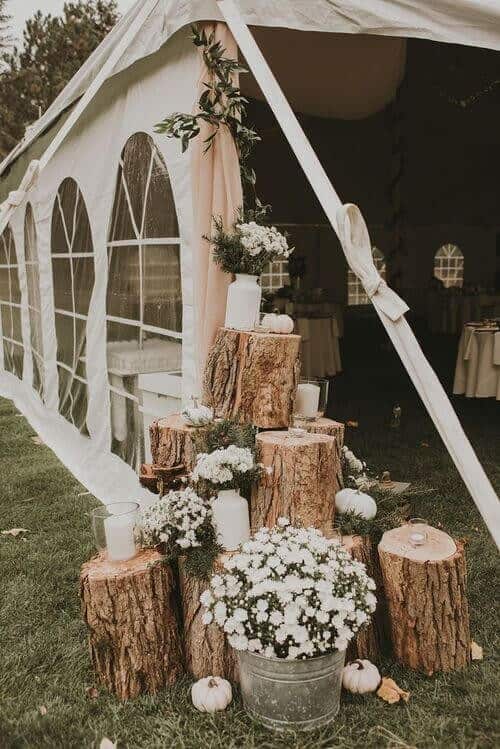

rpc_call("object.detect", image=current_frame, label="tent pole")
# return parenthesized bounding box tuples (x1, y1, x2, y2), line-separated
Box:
(217, 0, 500, 548)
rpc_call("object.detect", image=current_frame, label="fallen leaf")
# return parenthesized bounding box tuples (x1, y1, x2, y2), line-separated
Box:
(85, 686, 99, 700)
(38, 705, 47, 716)
(471, 641, 483, 660)
(1, 528, 29, 537)
(377, 677, 410, 704)
(420, 441, 430, 448)
(100, 739, 117, 749)
(346, 420, 359, 428)
(31, 436, 43, 445)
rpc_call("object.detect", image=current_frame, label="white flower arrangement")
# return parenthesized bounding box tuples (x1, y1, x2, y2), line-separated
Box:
(237, 221, 291, 260)
(342, 445, 374, 490)
(200, 519, 376, 660)
(181, 404, 214, 427)
(142, 486, 213, 552)
(191, 445, 256, 490)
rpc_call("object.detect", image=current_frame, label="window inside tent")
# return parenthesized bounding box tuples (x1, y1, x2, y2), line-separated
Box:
(51, 178, 95, 433)
(261, 259, 290, 293)
(24, 204, 44, 398)
(106, 132, 182, 469)
(434, 244, 464, 288)
(348, 247, 386, 305)
(0, 225, 24, 378)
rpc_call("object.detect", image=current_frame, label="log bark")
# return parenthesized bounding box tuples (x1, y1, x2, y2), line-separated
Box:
(251, 430, 337, 532)
(203, 328, 301, 428)
(304, 417, 345, 492)
(343, 535, 385, 662)
(80, 550, 183, 700)
(149, 414, 198, 471)
(178, 555, 238, 682)
(378, 527, 471, 674)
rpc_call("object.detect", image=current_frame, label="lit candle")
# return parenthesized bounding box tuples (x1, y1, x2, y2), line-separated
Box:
(295, 383, 320, 419)
(104, 513, 137, 561)
(211, 489, 250, 551)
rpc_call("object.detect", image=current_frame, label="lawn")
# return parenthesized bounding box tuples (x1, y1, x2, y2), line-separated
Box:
(0, 330, 499, 748)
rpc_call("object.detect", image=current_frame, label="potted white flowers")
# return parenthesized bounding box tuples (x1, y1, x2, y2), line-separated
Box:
(200, 519, 376, 730)
(192, 445, 258, 551)
(142, 486, 214, 555)
(207, 212, 292, 331)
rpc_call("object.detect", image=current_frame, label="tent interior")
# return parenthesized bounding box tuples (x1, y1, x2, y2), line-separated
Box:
(0, 15, 498, 503)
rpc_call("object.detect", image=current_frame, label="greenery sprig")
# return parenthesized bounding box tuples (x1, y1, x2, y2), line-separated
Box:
(155, 25, 260, 191)
(335, 491, 411, 544)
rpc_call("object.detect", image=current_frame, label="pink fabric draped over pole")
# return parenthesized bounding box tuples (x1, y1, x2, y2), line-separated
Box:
(191, 22, 244, 392)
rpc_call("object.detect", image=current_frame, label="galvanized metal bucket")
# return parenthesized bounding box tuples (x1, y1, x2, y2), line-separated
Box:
(237, 648, 346, 731)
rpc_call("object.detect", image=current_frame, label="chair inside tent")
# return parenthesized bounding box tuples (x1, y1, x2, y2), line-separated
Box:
(0, 0, 498, 537)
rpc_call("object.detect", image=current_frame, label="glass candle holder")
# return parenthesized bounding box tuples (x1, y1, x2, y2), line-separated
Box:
(407, 517, 428, 547)
(294, 378, 329, 421)
(92, 501, 141, 562)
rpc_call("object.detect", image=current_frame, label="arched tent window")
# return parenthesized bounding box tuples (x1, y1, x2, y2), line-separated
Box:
(347, 247, 386, 306)
(24, 204, 44, 397)
(106, 132, 182, 467)
(261, 259, 290, 293)
(51, 178, 95, 432)
(0, 225, 23, 377)
(434, 244, 464, 288)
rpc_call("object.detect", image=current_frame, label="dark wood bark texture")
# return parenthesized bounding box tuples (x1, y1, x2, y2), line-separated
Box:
(304, 417, 345, 492)
(80, 550, 183, 700)
(149, 414, 197, 471)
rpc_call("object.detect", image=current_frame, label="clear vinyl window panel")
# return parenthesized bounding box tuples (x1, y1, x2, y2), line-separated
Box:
(0, 225, 24, 378)
(24, 204, 44, 397)
(261, 259, 290, 293)
(106, 133, 182, 469)
(348, 247, 386, 306)
(434, 244, 464, 288)
(51, 178, 95, 432)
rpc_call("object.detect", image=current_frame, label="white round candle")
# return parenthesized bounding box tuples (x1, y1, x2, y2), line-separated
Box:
(104, 514, 137, 561)
(295, 383, 320, 418)
(211, 489, 250, 551)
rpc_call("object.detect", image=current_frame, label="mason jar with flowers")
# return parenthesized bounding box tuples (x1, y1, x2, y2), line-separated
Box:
(200, 519, 376, 730)
(207, 212, 293, 331)
(191, 445, 261, 551)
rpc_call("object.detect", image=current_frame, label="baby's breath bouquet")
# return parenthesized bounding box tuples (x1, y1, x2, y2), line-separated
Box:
(142, 486, 214, 552)
(200, 519, 376, 659)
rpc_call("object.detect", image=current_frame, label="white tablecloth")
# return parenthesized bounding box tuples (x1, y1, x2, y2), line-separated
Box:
(296, 317, 342, 378)
(453, 326, 500, 399)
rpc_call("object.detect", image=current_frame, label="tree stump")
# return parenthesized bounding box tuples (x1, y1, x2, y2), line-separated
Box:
(304, 417, 345, 492)
(203, 328, 301, 428)
(251, 430, 338, 532)
(378, 526, 471, 674)
(80, 549, 183, 700)
(149, 414, 198, 472)
(343, 535, 385, 662)
(178, 555, 238, 682)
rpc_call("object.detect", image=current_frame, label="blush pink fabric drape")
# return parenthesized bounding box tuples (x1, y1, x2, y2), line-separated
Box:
(191, 23, 243, 390)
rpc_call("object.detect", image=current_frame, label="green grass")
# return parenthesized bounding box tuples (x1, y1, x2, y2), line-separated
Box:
(0, 361, 499, 749)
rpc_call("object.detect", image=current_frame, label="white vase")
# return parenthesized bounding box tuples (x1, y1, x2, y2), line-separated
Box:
(211, 488, 250, 551)
(225, 274, 262, 331)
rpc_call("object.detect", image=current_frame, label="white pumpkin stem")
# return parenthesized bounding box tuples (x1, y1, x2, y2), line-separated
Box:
(354, 659, 365, 669)
(207, 678, 218, 688)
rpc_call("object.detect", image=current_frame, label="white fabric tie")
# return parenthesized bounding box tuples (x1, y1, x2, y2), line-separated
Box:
(336, 203, 409, 322)
(0, 159, 40, 214)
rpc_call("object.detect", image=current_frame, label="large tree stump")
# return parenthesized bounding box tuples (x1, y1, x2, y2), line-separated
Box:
(203, 328, 301, 428)
(343, 535, 385, 662)
(179, 555, 238, 682)
(378, 526, 471, 674)
(149, 414, 198, 471)
(304, 417, 345, 492)
(80, 550, 183, 700)
(251, 430, 337, 532)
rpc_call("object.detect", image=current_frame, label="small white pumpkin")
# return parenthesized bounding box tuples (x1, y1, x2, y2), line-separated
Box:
(191, 676, 232, 713)
(335, 488, 377, 520)
(261, 312, 294, 334)
(342, 659, 381, 694)
(181, 405, 214, 427)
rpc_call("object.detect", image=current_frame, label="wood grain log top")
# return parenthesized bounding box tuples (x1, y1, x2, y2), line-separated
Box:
(378, 523, 457, 562)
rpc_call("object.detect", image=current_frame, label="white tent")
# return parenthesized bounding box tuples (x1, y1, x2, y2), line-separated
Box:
(0, 0, 499, 538)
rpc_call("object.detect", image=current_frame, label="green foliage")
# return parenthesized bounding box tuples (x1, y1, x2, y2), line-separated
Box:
(0, 1, 118, 157)
(155, 24, 260, 192)
(335, 491, 411, 544)
(182, 526, 222, 581)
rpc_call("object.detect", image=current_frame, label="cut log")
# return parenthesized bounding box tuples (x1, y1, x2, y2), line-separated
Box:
(203, 328, 301, 428)
(378, 526, 471, 674)
(149, 413, 198, 471)
(80, 550, 183, 700)
(251, 430, 338, 532)
(343, 535, 385, 662)
(178, 555, 238, 682)
(304, 417, 345, 492)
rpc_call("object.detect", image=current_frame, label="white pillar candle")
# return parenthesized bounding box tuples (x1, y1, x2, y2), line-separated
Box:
(295, 383, 320, 418)
(211, 489, 250, 551)
(104, 513, 137, 561)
